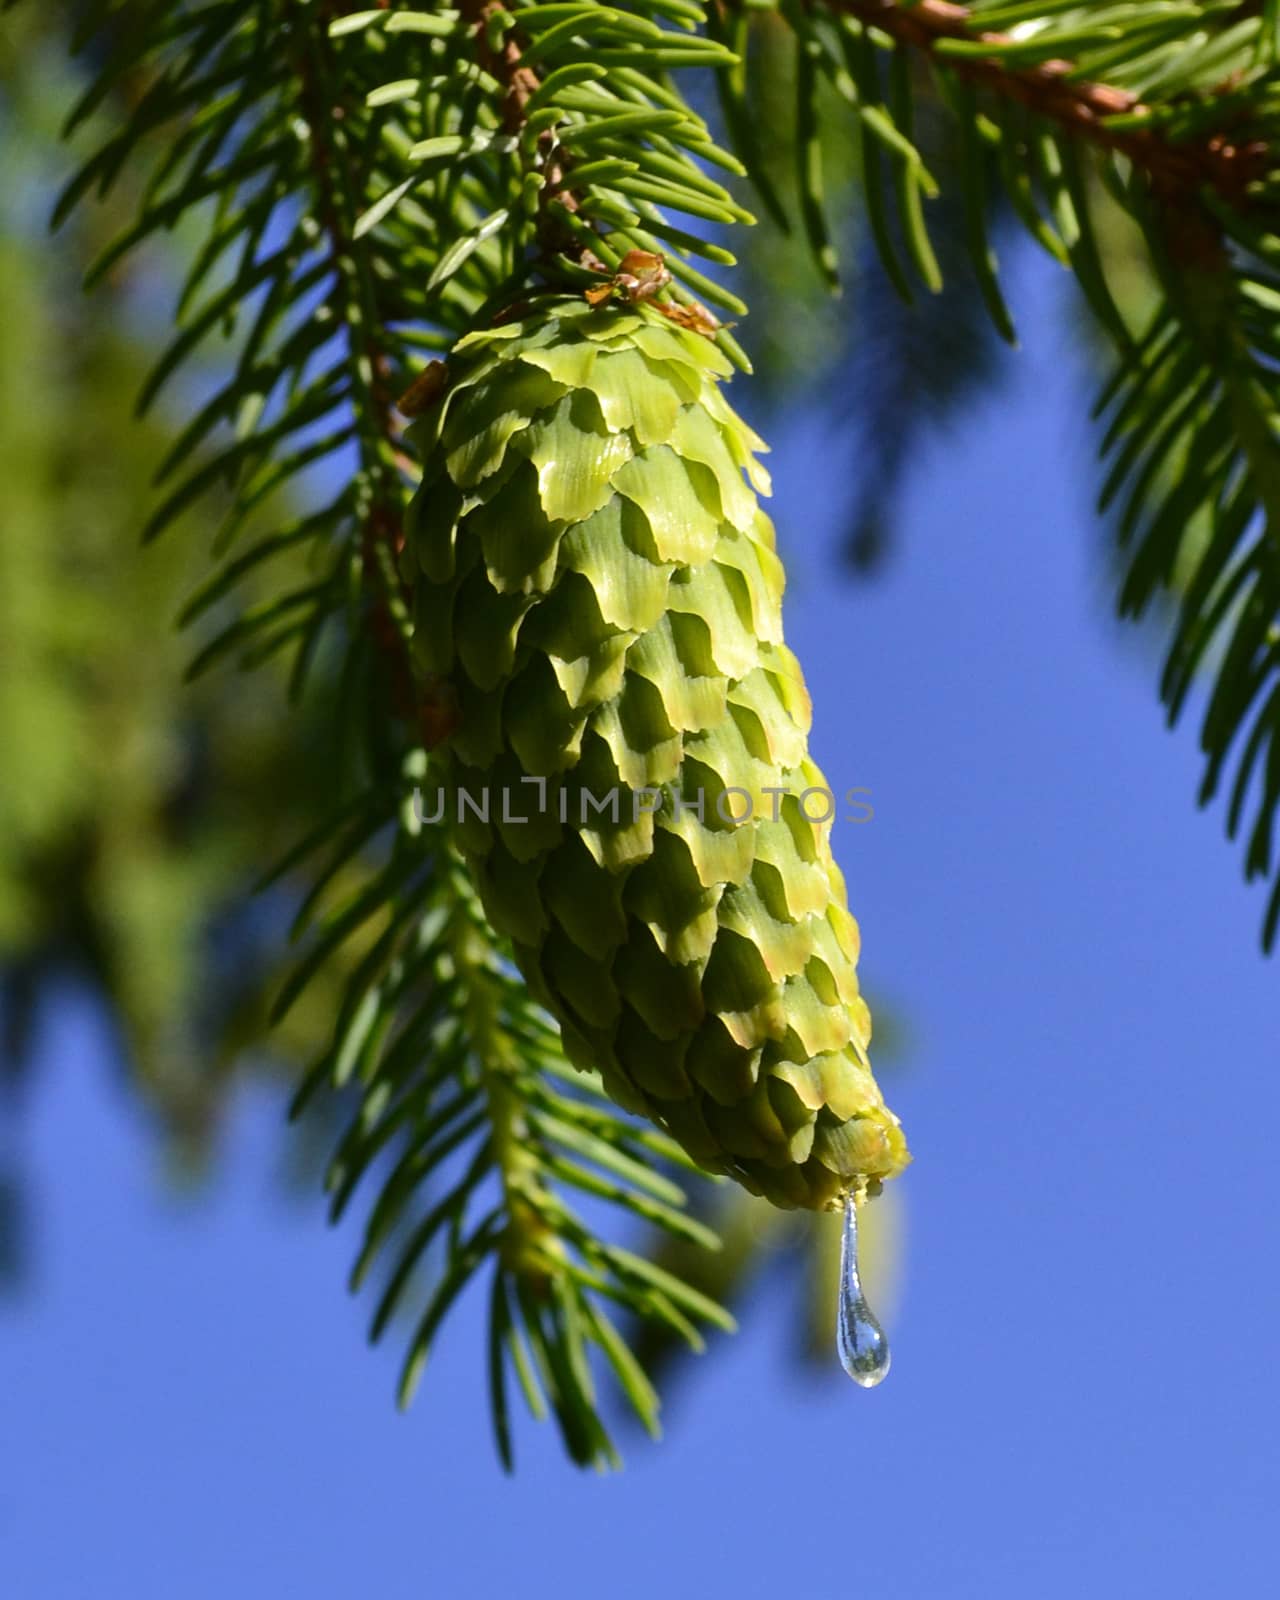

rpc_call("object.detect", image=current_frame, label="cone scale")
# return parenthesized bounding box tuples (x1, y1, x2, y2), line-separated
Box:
(407, 299, 908, 1210)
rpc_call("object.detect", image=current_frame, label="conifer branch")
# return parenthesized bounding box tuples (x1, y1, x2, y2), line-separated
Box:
(826, 0, 1269, 202)
(288, 2, 415, 687)
(750, 0, 1280, 948)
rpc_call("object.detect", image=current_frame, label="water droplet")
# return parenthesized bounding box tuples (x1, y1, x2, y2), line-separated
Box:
(837, 1192, 891, 1388)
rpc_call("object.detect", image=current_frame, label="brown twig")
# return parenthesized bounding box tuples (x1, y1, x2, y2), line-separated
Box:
(469, 0, 541, 131)
(464, 0, 584, 233)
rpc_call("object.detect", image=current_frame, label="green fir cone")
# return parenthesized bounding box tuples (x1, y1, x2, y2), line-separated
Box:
(406, 298, 909, 1210)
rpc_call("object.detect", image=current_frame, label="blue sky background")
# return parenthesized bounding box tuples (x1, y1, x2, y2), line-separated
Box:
(4, 244, 1278, 1598)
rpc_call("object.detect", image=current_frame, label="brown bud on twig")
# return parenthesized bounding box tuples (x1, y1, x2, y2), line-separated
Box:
(397, 360, 450, 419)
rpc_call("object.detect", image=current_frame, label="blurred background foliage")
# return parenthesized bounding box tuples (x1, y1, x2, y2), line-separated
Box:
(0, 3, 362, 1270)
(1, 0, 1159, 1400)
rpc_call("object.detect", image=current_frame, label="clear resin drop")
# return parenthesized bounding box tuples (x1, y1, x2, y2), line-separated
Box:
(837, 1192, 891, 1388)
